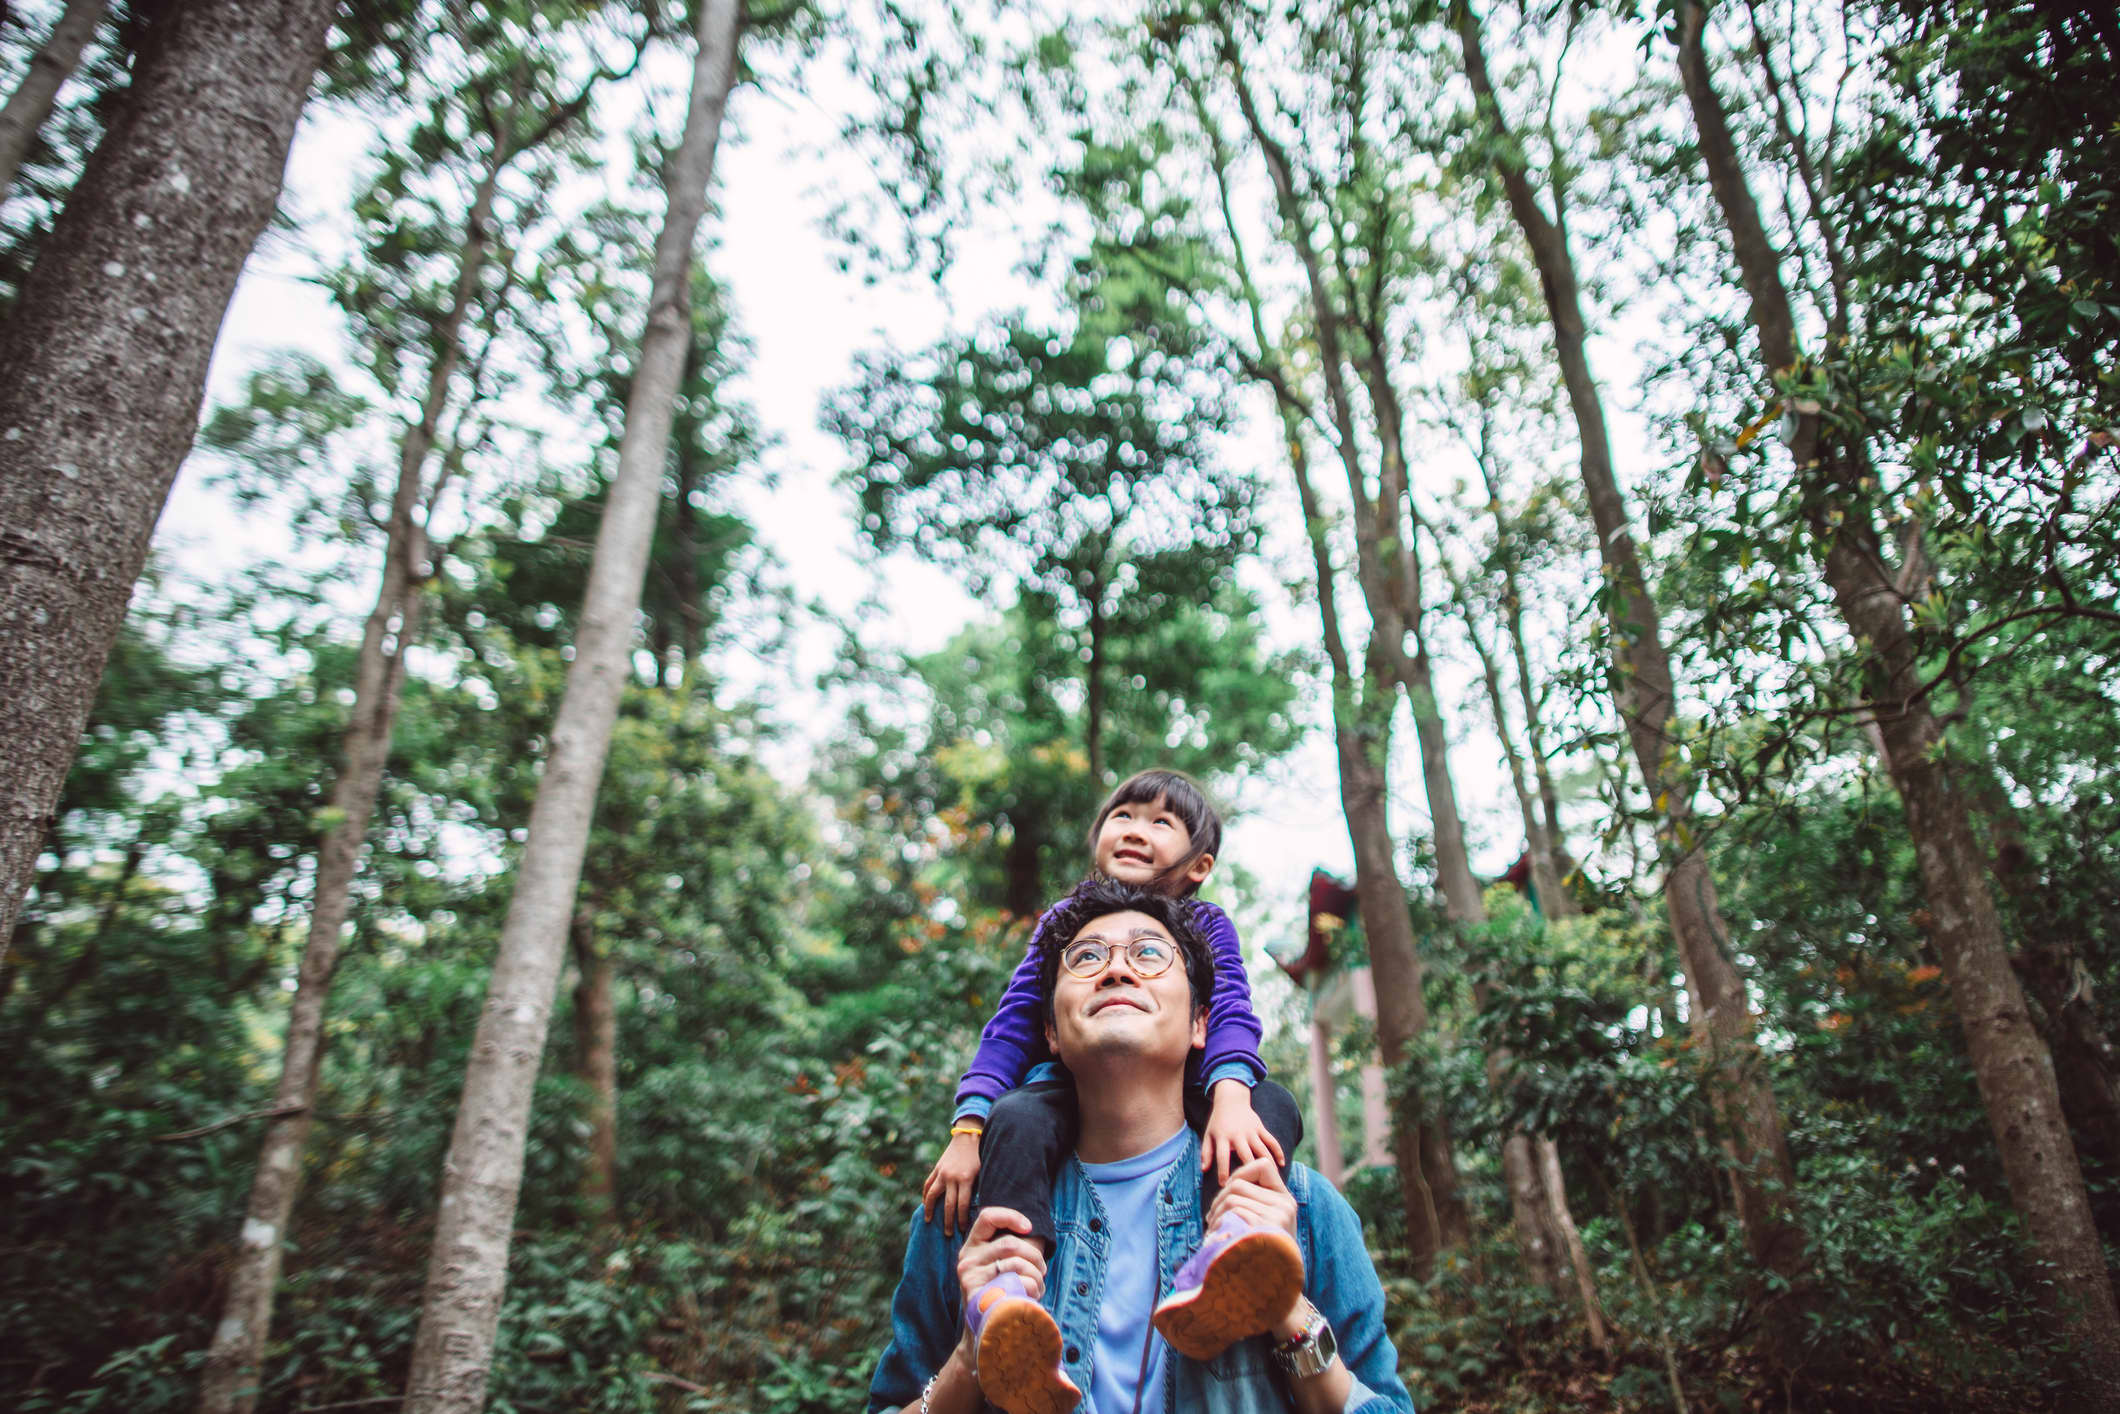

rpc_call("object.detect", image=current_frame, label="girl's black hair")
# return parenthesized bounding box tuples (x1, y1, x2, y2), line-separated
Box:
(1034, 877, 1216, 1032)
(1084, 769, 1224, 898)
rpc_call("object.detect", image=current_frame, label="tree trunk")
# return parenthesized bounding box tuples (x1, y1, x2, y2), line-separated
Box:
(1538, 1137, 1609, 1353)
(1452, 0, 1807, 1323)
(569, 905, 619, 1222)
(1823, 517, 2120, 1387)
(0, 0, 338, 966)
(194, 591, 425, 1414)
(1288, 423, 1462, 1278)
(194, 131, 507, 1414)
(1002, 813, 1044, 918)
(1502, 1123, 1564, 1294)
(399, 5, 742, 1409)
(672, 444, 706, 680)
(1439, 539, 1568, 919)
(0, 0, 102, 196)
(1193, 60, 1467, 1265)
(2017, 941, 2120, 1177)
(1229, 23, 1488, 1250)
(1672, 0, 2120, 1390)
(1085, 564, 1107, 785)
(1475, 458, 1576, 917)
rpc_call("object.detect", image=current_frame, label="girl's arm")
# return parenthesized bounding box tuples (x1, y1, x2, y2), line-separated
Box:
(1193, 900, 1267, 1088)
(951, 911, 1055, 1119)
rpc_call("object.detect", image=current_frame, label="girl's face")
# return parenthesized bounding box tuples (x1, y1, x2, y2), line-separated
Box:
(1093, 794, 1215, 893)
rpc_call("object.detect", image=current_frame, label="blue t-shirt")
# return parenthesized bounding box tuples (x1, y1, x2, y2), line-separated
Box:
(1078, 1125, 1188, 1414)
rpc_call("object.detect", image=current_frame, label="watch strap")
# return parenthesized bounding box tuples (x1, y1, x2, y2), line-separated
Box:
(1270, 1300, 1337, 1379)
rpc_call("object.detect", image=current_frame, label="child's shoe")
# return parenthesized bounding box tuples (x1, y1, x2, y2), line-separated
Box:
(965, 1271, 1081, 1414)
(1150, 1213, 1304, 1361)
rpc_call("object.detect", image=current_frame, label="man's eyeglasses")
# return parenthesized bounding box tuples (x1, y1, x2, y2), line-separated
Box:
(1060, 934, 1179, 979)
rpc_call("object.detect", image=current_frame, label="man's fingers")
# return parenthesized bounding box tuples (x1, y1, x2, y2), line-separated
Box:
(966, 1206, 1033, 1244)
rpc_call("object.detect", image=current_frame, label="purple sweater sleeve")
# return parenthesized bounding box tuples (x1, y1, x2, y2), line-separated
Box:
(952, 907, 1059, 1114)
(951, 899, 1267, 1115)
(1192, 901, 1267, 1087)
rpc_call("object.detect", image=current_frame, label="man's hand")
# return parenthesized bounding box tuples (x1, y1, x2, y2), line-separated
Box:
(955, 1206, 1048, 1306)
(1202, 1079, 1286, 1186)
(1211, 1159, 1353, 1411)
(922, 1130, 983, 1236)
(1205, 1155, 1300, 1250)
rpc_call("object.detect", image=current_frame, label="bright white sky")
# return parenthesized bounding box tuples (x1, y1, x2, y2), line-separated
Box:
(154, 22, 1603, 976)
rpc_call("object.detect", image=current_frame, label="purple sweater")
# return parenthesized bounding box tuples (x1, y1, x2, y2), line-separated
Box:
(951, 898, 1266, 1121)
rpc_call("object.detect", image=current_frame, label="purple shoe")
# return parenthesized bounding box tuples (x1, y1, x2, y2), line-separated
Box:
(1151, 1214, 1304, 1361)
(965, 1272, 1080, 1414)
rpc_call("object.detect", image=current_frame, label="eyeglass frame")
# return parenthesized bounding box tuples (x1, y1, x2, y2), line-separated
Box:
(1058, 932, 1180, 980)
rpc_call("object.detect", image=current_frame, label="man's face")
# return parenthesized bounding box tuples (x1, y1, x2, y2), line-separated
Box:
(1043, 909, 1206, 1071)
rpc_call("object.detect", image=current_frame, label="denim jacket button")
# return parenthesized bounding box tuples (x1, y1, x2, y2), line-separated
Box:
(1088, 1218, 1102, 1232)
(1065, 1345, 1080, 1362)
(1075, 1281, 1088, 1296)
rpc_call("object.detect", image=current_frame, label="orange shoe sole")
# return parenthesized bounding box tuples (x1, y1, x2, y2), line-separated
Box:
(977, 1298, 1081, 1414)
(1151, 1228, 1304, 1362)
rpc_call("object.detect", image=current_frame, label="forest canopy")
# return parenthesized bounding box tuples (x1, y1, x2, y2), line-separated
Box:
(0, 1, 2115, 1412)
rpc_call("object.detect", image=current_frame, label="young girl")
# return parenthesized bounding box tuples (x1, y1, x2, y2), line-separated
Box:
(921, 770, 1306, 1409)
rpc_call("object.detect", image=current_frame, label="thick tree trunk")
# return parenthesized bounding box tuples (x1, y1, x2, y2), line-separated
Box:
(0, 0, 337, 966)
(194, 137, 507, 1414)
(0, 0, 102, 196)
(569, 906, 619, 1222)
(1672, 1, 2120, 1390)
(399, 6, 742, 1409)
(1452, 0, 1808, 1323)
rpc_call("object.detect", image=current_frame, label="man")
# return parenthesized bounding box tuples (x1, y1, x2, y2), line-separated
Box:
(868, 877, 1416, 1414)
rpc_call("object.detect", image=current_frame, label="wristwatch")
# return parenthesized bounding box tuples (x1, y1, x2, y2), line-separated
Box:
(1270, 1299, 1338, 1379)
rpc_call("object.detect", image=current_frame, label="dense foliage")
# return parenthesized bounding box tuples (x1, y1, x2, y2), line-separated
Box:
(0, 0, 2114, 1411)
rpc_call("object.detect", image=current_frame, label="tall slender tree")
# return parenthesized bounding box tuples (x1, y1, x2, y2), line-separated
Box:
(0, 0, 103, 197)
(1669, 0, 2120, 1387)
(194, 14, 630, 1407)
(1443, 0, 1807, 1329)
(1154, 47, 1469, 1271)
(401, 3, 744, 1407)
(0, 0, 339, 965)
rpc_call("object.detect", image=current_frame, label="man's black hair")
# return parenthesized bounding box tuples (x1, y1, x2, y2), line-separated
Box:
(1035, 876, 1217, 1031)
(1085, 769, 1224, 898)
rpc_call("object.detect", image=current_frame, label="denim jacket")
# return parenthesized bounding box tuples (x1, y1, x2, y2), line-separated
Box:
(867, 1131, 1416, 1414)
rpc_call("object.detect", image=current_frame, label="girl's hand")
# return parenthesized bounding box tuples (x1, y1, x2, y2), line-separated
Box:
(1202, 1080, 1285, 1186)
(922, 1129, 984, 1237)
